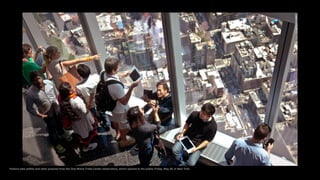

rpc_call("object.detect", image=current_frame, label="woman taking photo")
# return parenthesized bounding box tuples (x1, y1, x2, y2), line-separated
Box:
(126, 105, 160, 166)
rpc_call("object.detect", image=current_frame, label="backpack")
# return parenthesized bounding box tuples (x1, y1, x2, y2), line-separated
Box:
(95, 71, 124, 112)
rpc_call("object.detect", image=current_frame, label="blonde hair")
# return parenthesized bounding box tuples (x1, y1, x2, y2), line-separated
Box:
(43, 46, 59, 65)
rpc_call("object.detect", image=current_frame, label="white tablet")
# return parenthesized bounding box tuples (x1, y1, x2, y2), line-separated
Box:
(129, 66, 142, 81)
(179, 136, 196, 154)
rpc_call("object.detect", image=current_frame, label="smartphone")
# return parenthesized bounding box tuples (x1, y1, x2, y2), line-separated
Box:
(264, 138, 274, 148)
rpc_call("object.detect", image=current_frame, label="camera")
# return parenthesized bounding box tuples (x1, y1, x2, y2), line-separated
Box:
(37, 47, 44, 53)
(264, 138, 274, 149)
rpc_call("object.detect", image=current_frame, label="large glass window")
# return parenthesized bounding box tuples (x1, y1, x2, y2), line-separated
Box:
(23, 12, 297, 166)
(178, 12, 297, 165)
(94, 12, 169, 97)
(24, 13, 98, 74)
(275, 41, 298, 163)
(33, 13, 91, 57)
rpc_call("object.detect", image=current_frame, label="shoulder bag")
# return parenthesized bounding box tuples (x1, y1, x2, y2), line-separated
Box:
(59, 60, 80, 88)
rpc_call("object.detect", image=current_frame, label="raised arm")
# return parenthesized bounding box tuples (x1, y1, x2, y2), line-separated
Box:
(62, 54, 101, 67)
(118, 79, 141, 105)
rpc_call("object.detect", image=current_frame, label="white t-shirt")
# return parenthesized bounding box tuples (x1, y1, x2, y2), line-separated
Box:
(76, 73, 100, 109)
(69, 96, 94, 139)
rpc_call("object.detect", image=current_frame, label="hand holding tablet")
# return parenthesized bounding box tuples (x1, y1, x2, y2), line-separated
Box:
(129, 66, 142, 81)
(179, 136, 196, 154)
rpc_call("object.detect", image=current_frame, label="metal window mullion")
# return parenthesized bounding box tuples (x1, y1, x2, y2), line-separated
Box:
(78, 12, 106, 73)
(22, 13, 48, 50)
(265, 21, 297, 134)
(162, 13, 187, 127)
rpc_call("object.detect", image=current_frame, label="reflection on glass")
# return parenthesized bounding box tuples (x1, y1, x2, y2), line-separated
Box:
(275, 41, 298, 164)
(33, 12, 91, 59)
(95, 12, 169, 93)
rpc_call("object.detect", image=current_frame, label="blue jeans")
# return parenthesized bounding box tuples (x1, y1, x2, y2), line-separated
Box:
(138, 143, 154, 166)
(159, 118, 175, 134)
(172, 140, 201, 166)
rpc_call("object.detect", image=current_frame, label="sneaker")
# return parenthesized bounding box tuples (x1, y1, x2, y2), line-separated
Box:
(58, 131, 73, 142)
(82, 142, 98, 152)
(73, 147, 82, 158)
(62, 133, 73, 142)
(55, 144, 66, 154)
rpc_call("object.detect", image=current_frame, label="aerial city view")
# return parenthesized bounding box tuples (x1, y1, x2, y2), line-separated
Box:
(27, 12, 298, 165)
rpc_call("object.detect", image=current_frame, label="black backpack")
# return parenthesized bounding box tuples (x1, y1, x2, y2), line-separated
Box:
(95, 71, 124, 112)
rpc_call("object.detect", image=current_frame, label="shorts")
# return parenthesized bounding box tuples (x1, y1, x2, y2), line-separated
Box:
(110, 111, 130, 130)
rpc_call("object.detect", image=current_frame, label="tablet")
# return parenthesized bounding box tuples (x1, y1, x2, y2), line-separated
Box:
(143, 89, 153, 99)
(129, 66, 141, 81)
(179, 136, 196, 154)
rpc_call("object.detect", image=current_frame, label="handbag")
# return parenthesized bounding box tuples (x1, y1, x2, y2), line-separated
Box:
(59, 61, 80, 88)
